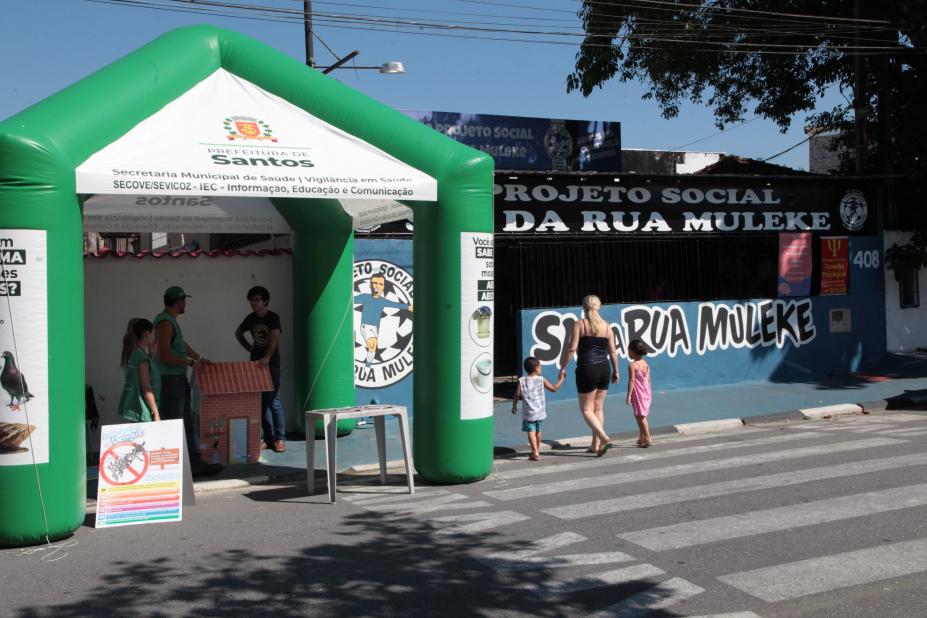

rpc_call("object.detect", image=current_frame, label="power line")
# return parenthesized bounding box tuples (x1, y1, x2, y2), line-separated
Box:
(761, 134, 813, 162)
(667, 116, 760, 151)
(84, 0, 921, 57)
(581, 0, 891, 25)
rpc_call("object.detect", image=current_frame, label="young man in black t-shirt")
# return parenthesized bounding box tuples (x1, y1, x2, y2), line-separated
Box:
(235, 286, 287, 453)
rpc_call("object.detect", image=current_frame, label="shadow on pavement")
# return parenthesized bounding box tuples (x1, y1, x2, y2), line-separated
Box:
(15, 479, 681, 617)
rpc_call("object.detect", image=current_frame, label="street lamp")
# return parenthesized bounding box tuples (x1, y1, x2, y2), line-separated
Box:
(302, 2, 404, 76)
(317, 51, 406, 75)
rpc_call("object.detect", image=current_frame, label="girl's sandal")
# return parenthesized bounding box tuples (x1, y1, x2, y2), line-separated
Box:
(585, 447, 597, 454)
(529, 453, 541, 461)
(596, 442, 611, 457)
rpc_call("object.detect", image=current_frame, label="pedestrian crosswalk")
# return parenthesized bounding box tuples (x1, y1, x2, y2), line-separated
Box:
(343, 412, 927, 616)
(718, 537, 927, 603)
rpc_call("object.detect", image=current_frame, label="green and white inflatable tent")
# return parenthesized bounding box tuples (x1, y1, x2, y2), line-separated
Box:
(0, 26, 494, 547)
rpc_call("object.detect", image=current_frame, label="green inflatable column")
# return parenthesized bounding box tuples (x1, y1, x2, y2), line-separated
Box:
(273, 199, 356, 437)
(411, 156, 495, 484)
(0, 136, 85, 546)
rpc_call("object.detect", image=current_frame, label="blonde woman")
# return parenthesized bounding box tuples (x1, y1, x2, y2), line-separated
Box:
(558, 295, 619, 456)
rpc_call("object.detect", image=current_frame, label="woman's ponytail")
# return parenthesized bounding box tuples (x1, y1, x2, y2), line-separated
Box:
(582, 294, 606, 336)
(120, 318, 154, 368)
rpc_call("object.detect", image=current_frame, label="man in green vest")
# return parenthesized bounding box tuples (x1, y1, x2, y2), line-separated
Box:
(154, 286, 222, 478)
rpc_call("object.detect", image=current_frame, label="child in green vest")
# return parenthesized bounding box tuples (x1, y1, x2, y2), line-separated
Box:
(118, 318, 161, 423)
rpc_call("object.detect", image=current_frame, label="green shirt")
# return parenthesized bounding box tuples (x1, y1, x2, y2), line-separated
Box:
(118, 347, 160, 423)
(153, 311, 187, 376)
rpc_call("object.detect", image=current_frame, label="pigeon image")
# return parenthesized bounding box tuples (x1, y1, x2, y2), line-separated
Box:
(1, 351, 34, 411)
(0, 422, 35, 454)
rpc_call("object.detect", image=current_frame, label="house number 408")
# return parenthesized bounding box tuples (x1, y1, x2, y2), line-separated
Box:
(852, 250, 880, 268)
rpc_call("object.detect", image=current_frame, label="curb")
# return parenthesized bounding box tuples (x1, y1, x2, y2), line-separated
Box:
(347, 460, 408, 473)
(193, 471, 304, 495)
(798, 403, 863, 419)
(674, 418, 744, 434)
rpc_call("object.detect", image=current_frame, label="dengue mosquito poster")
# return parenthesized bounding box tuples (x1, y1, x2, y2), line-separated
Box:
(96, 419, 193, 528)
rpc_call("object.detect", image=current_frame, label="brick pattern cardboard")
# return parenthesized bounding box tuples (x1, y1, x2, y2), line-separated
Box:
(196, 362, 272, 464)
(196, 361, 273, 396)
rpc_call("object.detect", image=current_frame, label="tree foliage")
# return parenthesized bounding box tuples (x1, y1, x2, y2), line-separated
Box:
(567, 1, 927, 179)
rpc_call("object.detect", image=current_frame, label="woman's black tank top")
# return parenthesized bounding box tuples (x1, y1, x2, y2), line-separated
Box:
(577, 320, 609, 366)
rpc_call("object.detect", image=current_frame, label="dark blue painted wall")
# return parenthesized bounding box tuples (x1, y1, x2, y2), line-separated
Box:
(520, 235, 886, 401)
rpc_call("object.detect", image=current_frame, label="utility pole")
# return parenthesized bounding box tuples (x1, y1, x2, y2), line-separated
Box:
(853, 0, 865, 175)
(303, 0, 314, 68)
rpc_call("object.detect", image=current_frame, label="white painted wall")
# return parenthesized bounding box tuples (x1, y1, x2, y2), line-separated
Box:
(884, 230, 927, 352)
(84, 254, 295, 446)
(676, 151, 722, 174)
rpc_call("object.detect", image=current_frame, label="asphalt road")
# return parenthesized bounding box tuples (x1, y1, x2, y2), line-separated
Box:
(3, 409, 927, 617)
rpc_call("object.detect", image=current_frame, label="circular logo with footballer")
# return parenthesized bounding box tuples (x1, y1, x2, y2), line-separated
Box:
(839, 189, 868, 231)
(353, 260, 414, 388)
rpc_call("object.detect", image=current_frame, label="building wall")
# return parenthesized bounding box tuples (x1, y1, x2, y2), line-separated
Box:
(84, 254, 295, 446)
(809, 133, 845, 175)
(884, 230, 927, 352)
(520, 235, 886, 400)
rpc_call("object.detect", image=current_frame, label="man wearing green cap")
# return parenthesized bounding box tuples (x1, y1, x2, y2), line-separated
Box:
(154, 285, 222, 477)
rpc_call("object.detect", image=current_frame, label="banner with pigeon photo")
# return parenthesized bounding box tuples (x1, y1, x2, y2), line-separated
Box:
(0, 230, 49, 465)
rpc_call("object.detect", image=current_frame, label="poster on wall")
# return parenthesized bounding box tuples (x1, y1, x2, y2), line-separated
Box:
(0, 230, 49, 466)
(353, 259, 414, 389)
(404, 111, 621, 172)
(777, 232, 812, 297)
(821, 236, 849, 295)
(95, 419, 193, 528)
(460, 233, 494, 420)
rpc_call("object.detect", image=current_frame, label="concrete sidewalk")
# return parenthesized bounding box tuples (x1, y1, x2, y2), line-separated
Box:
(493, 372, 927, 449)
(85, 366, 927, 499)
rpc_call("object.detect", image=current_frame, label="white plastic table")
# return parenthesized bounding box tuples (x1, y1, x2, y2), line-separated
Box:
(305, 404, 414, 502)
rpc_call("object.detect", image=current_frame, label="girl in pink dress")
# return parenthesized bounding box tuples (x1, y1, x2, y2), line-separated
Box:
(626, 339, 653, 447)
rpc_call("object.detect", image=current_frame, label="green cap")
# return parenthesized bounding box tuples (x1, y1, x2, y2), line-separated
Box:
(163, 285, 191, 304)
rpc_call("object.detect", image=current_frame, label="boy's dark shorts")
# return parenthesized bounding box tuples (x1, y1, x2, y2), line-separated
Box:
(522, 419, 543, 433)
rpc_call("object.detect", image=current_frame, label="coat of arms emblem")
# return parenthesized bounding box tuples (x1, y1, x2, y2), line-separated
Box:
(224, 116, 277, 142)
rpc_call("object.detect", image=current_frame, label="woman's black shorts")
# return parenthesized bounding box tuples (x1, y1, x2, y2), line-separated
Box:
(575, 362, 611, 393)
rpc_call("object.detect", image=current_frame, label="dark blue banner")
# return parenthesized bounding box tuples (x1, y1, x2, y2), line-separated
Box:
(403, 111, 621, 172)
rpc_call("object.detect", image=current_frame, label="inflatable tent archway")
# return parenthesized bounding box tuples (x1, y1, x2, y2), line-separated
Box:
(0, 26, 494, 547)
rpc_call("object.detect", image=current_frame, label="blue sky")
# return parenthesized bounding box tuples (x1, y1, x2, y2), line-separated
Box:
(2, 0, 847, 170)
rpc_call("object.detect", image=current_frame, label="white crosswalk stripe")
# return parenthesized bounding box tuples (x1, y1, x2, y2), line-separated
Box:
(485, 437, 902, 501)
(718, 537, 927, 602)
(529, 564, 666, 599)
(497, 430, 817, 481)
(542, 452, 927, 520)
(343, 412, 927, 614)
(876, 426, 927, 434)
(588, 577, 705, 617)
(618, 481, 927, 551)
(342, 488, 451, 505)
(429, 510, 530, 534)
(356, 493, 493, 515)
(878, 428, 927, 437)
(685, 612, 762, 618)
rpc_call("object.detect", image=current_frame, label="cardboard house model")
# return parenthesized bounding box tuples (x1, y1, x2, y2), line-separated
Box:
(195, 362, 273, 465)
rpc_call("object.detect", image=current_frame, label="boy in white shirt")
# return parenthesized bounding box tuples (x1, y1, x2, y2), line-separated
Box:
(511, 356, 564, 461)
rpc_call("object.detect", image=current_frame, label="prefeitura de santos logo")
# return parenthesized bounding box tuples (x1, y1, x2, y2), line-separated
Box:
(224, 116, 277, 142)
(353, 260, 414, 388)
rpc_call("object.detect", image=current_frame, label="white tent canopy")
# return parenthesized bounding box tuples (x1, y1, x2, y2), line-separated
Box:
(76, 69, 437, 202)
